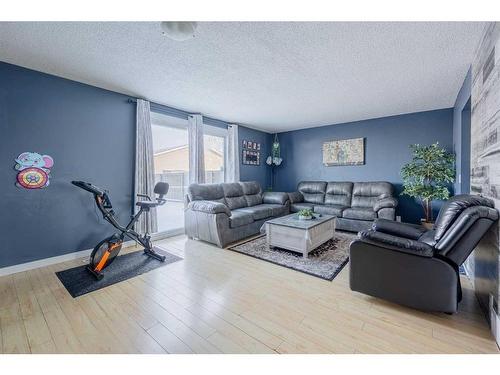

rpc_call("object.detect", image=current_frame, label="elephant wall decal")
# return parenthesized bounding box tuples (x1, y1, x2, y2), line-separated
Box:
(14, 152, 54, 189)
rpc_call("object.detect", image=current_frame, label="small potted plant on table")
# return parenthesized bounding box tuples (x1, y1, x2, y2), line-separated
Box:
(401, 142, 455, 229)
(297, 208, 314, 220)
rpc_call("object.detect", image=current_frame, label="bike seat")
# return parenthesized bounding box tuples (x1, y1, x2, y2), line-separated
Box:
(136, 201, 161, 208)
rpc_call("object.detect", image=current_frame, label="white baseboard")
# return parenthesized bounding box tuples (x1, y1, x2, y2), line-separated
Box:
(0, 240, 135, 277)
(0, 228, 185, 277)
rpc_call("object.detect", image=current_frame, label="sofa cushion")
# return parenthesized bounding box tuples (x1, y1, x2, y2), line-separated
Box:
(351, 182, 394, 208)
(342, 207, 377, 221)
(236, 205, 273, 220)
(188, 183, 225, 202)
(225, 196, 247, 210)
(290, 202, 315, 212)
(297, 181, 327, 204)
(221, 182, 248, 210)
(257, 203, 288, 217)
(372, 218, 426, 240)
(324, 182, 353, 206)
(240, 181, 261, 195)
(245, 194, 263, 207)
(314, 204, 348, 217)
(263, 191, 289, 205)
(237, 181, 262, 206)
(229, 210, 254, 228)
(358, 230, 434, 257)
(288, 191, 304, 204)
(222, 182, 244, 197)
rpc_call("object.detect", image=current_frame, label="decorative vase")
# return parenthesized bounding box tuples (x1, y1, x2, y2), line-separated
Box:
(298, 215, 313, 220)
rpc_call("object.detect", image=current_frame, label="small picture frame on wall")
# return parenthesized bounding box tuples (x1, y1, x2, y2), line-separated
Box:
(243, 140, 247, 148)
(242, 149, 260, 165)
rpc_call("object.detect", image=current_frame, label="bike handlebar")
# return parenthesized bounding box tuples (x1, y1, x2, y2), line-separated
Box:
(71, 180, 106, 196)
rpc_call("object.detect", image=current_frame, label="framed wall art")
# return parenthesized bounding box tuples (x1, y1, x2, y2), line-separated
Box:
(242, 150, 260, 165)
(322, 137, 365, 166)
(242, 140, 261, 165)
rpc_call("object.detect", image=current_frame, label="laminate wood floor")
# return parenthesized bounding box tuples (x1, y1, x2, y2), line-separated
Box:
(0, 234, 498, 354)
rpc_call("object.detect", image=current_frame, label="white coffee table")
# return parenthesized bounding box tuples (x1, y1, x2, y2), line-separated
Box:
(264, 213, 335, 257)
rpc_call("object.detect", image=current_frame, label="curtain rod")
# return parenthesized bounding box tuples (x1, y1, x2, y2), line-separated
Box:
(127, 97, 229, 129)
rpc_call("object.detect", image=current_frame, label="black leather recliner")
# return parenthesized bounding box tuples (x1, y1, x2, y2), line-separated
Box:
(349, 194, 499, 313)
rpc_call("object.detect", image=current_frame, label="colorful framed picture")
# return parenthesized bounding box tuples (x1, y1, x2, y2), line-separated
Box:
(322, 137, 365, 166)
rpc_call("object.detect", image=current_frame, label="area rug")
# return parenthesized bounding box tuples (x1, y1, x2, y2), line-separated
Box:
(56, 248, 182, 298)
(228, 232, 355, 281)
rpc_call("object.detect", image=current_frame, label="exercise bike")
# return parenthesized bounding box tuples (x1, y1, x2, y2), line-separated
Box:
(71, 180, 169, 280)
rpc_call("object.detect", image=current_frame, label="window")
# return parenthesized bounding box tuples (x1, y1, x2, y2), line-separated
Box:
(151, 112, 189, 234)
(150, 115, 228, 235)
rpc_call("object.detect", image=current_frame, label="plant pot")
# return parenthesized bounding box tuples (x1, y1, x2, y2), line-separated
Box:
(421, 219, 434, 230)
(298, 215, 313, 220)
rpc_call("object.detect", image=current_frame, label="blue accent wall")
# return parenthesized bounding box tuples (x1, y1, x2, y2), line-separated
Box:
(273, 109, 454, 223)
(238, 126, 273, 190)
(452, 68, 472, 194)
(0, 62, 136, 268)
(0, 61, 273, 268)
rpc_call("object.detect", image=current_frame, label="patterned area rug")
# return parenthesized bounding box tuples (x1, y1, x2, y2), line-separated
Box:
(228, 231, 355, 281)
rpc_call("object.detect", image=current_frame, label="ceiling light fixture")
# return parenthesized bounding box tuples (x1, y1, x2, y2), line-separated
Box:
(160, 22, 198, 41)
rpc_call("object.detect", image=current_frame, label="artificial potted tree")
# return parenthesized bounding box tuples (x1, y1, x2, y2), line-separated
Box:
(401, 142, 455, 229)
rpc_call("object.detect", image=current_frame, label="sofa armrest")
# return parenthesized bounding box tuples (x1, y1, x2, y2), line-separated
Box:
(262, 191, 289, 205)
(373, 197, 398, 212)
(372, 218, 427, 240)
(288, 191, 304, 204)
(187, 200, 231, 216)
(358, 230, 434, 257)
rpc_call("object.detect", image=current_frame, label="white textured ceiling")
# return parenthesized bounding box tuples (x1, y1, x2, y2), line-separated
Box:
(0, 22, 486, 132)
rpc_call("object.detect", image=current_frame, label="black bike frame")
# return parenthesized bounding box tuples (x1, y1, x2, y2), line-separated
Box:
(94, 194, 150, 247)
(72, 180, 168, 279)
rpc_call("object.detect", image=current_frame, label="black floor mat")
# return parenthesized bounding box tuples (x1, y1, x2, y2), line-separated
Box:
(56, 247, 182, 298)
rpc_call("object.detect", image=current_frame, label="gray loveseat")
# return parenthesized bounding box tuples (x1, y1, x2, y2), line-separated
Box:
(184, 181, 289, 247)
(289, 181, 398, 232)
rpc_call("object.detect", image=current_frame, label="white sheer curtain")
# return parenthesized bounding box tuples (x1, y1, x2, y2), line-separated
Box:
(188, 114, 205, 184)
(135, 99, 158, 234)
(227, 124, 240, 182)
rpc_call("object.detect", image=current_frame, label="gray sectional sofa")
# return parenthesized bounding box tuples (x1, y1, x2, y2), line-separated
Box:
(289, 181, 398, 232)
(184, 181, 289, 247)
